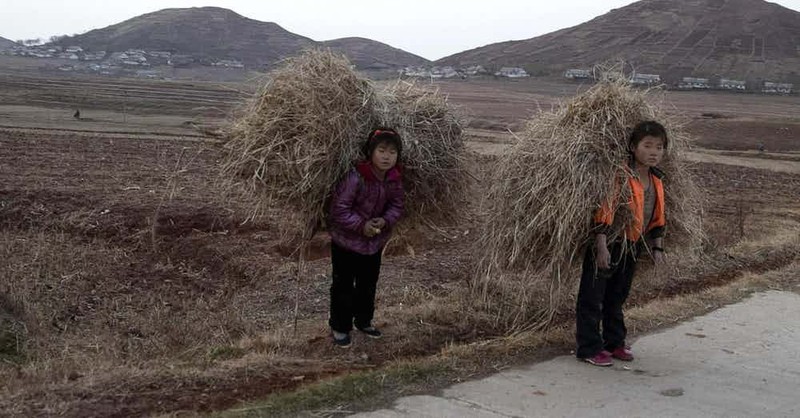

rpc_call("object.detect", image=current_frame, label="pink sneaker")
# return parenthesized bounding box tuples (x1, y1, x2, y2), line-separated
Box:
(582, 350, 613, 367)
(610, 346, 634, 361)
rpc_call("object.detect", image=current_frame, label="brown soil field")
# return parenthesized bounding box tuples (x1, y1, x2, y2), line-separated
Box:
(431, 79, 800, 151)
(1, 73, 799, 417)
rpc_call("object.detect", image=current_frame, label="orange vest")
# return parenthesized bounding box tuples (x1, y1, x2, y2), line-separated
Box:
(593, 170, 666, 242)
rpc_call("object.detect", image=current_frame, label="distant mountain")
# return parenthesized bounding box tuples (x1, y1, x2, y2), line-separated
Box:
(322, 37, 430, 70)
(0, 36, 17, 51)
(48, 7, 429, 70)
(437, 0, 800, 83)
(51, 7, 314, 68)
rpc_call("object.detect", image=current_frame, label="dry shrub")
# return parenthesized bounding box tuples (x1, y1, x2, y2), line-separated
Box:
(0, 230, 256, 366)
(221, 49, 468, 242)
(473, 76, 706, 332)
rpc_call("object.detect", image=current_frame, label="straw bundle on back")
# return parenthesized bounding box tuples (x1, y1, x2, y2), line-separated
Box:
(221, 49, 467, 242)
(473, 78, 705, 331)
(382, 81, 469, 224)
(222, 49, 378, 239)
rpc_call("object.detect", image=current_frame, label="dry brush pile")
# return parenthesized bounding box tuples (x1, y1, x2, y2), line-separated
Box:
(221, 49, 468, 245)
(473, 77, 706, 331)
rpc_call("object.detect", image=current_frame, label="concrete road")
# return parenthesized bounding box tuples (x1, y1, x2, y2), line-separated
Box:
(354, 291, 800, 418)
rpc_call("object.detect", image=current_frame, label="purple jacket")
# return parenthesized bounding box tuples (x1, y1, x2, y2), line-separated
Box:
(329, 161, 405, 255)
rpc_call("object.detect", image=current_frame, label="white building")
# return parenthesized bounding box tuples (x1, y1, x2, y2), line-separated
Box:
(148, 51, 172, 58)
(464, 65, 488, 76)
(631, 73, 661, 85)
(719, 78, 746, 90)
(679, 77, 710, 89)
(496, 67, 529, 78)
(212, 59, 245, 68)
(83, 51, 106, 61)
(564, 69, 592, 80)
(401, 66, 430, 78)
(763, 82, 793, 94)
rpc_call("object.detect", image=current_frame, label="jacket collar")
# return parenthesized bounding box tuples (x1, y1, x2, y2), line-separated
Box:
(627, 157, 666, 180)
(356, 160, 402, 182)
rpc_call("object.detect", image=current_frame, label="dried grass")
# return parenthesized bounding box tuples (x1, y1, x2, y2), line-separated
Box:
(221, 49, 468, 242)
(473, 74, 707, 332)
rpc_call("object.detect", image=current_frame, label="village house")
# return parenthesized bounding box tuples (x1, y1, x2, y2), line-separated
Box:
(109, 52, 129, 62)
(82, 51, 106, 61)
(136, 69, 162, 79)
(400, 66, 430, 78)
(630, 73, 661, 85)
(426, 66, 460, 79)
(212, 59, 245, 68)
(564, 69, 592, 80)
(65, 46, 83, 54)
(168, 55, 195, 67)
(496, 67, 529, 78)
(719, 78, 746, 90)
(148, 51, 172, 59)
(763, 81, 793, 94)
(464, 65, 488, 76)
(679, 77, 710, 89)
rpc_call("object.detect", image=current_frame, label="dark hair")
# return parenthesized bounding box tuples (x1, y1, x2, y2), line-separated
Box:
(629, 121, 668, 151)
(363, 127, 402, 159)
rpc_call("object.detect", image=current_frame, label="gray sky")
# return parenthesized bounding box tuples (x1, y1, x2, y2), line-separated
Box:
(2, 0, 799, 60)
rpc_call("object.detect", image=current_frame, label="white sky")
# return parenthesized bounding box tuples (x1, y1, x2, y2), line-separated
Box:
(1, 0, 799, 60)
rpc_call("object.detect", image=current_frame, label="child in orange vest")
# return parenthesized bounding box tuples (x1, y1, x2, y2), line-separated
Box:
(576, 121, 668, 366)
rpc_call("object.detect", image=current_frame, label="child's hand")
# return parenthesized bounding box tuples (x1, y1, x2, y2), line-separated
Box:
(372, 218, 387, 229)
(595, 242, 611, 270)
(363, 219, 382, 237)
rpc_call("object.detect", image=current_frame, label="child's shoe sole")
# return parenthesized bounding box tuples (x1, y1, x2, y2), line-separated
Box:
(357, 328, 382, 339)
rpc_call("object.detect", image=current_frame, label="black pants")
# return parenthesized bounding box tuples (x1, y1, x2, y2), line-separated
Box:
(575, 241, 639, 358)
(329, 242, 383, 333)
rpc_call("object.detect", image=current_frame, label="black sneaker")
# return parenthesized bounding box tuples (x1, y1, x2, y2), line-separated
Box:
(357, 326, 382, 339)
(332, 331, 351, 348)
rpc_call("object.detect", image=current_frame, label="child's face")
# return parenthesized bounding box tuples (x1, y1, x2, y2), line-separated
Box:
(632, 135, 665, 167)
(370, 142, 398, 172)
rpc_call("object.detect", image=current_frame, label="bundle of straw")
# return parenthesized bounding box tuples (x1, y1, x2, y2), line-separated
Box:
(473, 77, 705, 331)
(221, 49, 467, 242)
(382, 80, 469, 224)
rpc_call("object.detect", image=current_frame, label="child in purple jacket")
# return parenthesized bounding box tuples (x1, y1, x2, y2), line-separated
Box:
(328, 128, 405, 348)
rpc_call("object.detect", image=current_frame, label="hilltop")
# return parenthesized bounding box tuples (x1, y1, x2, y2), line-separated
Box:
(49, 7, 428, 70)
(51, 7, 313, 68)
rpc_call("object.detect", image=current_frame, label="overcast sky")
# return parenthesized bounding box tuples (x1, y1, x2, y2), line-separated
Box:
(2, 0, 799, 60)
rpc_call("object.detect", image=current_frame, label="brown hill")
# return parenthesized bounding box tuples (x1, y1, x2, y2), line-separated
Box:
(322, 37, 430, 70)
(51, 7, 314, 68)
(437, 0, 800, 83)
(48, 7, 428, 70)
(0, 36, 17, 51)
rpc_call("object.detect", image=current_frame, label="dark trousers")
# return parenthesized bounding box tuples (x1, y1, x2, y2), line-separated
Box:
(329, 242, 382, 333)
(575, 241, 639, 358)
